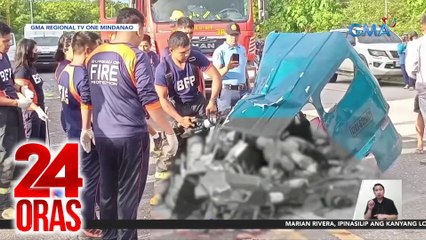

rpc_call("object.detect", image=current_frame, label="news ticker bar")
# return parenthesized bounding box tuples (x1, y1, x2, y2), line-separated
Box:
(2, 220, 426, 229)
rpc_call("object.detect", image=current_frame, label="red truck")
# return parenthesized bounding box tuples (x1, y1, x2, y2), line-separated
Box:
(99, 0, 268, 89)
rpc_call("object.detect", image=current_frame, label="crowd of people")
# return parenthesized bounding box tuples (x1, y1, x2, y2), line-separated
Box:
(0, 7, 251, 239)
(398, 15, 426, 154)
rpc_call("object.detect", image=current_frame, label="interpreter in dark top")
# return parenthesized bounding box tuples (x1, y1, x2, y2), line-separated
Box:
(364, 183, 398, 220)
(86, 8, 178, 240)
(13, 38, 48, 141)
(57, 31, 102, 238)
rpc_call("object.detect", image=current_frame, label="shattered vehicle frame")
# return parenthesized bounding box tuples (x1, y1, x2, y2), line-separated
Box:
(161, 32, 402, 220)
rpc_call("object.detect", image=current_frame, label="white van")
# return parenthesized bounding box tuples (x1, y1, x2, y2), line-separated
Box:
(6, 33, 16, 62)
(24, 24, 63, 70)
(330, 28, 402, 82)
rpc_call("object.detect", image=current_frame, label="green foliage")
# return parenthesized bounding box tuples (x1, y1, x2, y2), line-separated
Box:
(104, 0, 129, 19)
(395, 0, 426, 35)
(256, 0, 426, 37)
(34, 1, 100, 24)
(256, 0, 346, 36)
(1, 0, 101, 39)
(1, 0, 425, 40)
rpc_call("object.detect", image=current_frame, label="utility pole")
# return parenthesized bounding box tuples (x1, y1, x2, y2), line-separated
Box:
(384, 0, 388, 18)
(6, 0, 11, 25)
(30, 0, 34, 24)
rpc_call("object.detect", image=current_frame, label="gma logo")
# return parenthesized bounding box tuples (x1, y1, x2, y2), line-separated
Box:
(349, 24, 391, 37)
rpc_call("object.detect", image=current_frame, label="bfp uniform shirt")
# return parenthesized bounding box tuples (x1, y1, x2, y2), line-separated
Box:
(86, 43, 161, 138)
(57, 65, 92, 138)
(14, 66, 44, 107)
(0, 53, 17, 99)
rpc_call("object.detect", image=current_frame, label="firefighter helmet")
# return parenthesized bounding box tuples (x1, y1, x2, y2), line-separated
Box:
(170, 10, 185, 21)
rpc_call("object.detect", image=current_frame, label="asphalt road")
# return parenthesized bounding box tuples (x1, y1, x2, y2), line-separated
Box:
(1, 72, 425, 240)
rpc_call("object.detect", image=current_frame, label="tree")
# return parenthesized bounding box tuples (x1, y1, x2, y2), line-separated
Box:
(395, 0, 426, 35)
(1, 0, 424, 40)
(0, 0, 101, 39)
(34, 1, 100, 24)
(256, 0, 425, 37)
(258, 0, 345, 36)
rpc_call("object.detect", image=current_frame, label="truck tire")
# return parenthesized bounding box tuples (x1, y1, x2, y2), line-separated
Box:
(329, 73, 338, 83)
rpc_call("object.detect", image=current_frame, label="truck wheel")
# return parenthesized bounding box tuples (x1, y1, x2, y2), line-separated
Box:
(329, 73, 338, 83)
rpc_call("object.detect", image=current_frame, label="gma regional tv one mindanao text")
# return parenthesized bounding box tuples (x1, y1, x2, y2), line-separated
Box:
(27, 24, 138, 32)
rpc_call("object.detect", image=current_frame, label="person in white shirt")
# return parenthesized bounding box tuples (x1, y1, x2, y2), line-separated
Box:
(406, 32, 419, 90)
(406, 14, 426, 155)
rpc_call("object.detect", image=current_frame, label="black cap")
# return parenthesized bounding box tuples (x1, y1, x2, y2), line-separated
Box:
(225, 22, 241, 35)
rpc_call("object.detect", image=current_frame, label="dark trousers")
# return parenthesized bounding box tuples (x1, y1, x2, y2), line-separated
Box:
(0, 107, 24, 189)
(80, 144, 100, 223)
(172, 94, 207, 165)
(60, 110, 67, 132)
(68, 130, 100, 224)
(23, 109, 46, 142)
(96, 133, 150, 240)
(171, 94, 207, 118)
(409, 77, 416, 88)
(218, 87, 248, 112)
(401, 64, 409, 85)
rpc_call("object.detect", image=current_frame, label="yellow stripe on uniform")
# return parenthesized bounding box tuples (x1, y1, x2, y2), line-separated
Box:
(67, 66, 82, 103)
(328, 230, 364, 240)
(86, 43, 137, 86)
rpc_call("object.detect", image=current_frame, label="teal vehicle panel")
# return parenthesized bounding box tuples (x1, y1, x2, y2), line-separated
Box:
(224, 32, 402, 172)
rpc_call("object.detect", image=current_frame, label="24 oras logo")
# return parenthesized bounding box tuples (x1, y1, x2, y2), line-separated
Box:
(14, 142, 83, 233)
(382, 17, 397, 28)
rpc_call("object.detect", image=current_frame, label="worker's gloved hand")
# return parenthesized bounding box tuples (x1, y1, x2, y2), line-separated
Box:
(21, 85, 34, 100)
(16, 98, 32, 109)
(35, 106, 48, 121)
(80, 128, 95, 153)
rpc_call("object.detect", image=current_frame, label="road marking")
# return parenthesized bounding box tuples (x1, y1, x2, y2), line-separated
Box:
(255, 229, 308, 240)
(148, 229, 365, 240)
(328, 230, 364, 240)
(280, 229, 309, 240)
